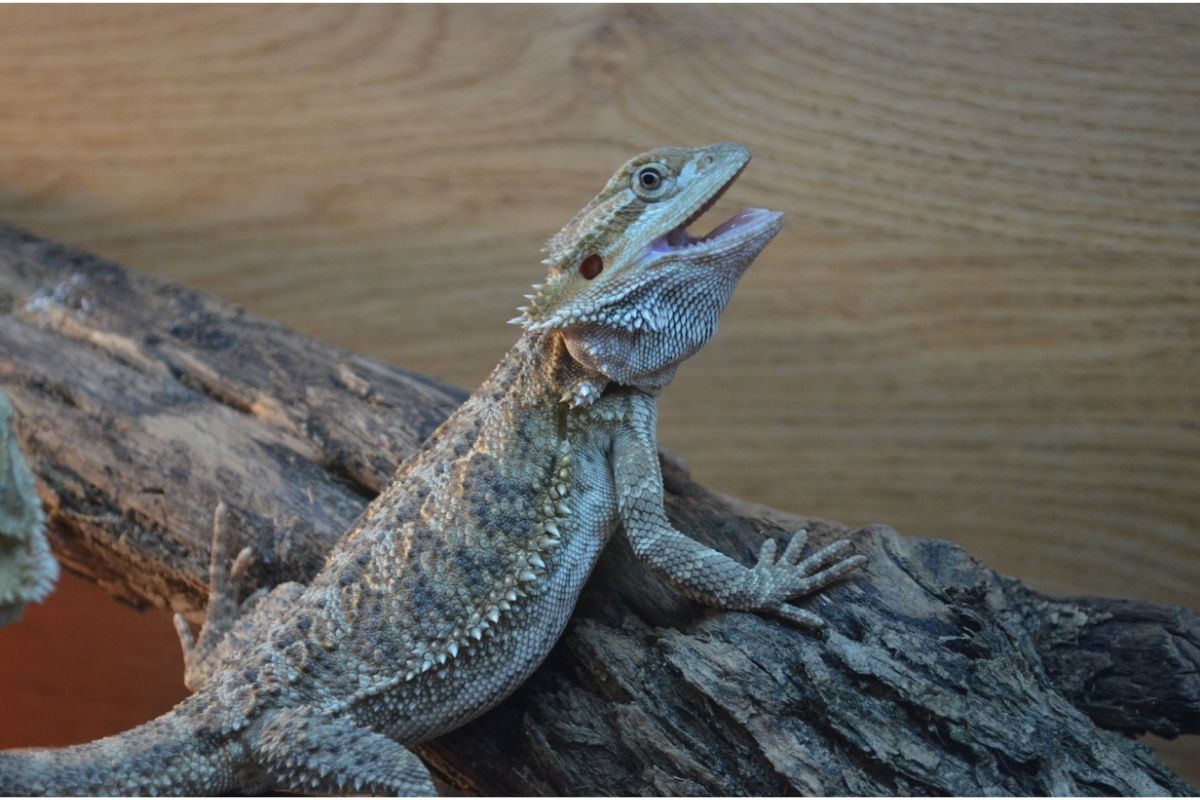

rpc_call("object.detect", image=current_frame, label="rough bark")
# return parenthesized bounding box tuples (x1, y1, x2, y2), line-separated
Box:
(0, 221, 1196, 795)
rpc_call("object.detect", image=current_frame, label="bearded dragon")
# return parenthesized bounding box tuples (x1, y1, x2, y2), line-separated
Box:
(0, 143, 867, 795)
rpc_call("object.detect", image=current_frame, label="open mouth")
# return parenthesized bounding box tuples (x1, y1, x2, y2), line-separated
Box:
(659, 207, 782, 250)
(644, 164, 782, 258)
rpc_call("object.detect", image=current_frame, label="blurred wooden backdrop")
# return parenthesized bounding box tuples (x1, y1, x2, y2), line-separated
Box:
(0, 4, 1196, 782)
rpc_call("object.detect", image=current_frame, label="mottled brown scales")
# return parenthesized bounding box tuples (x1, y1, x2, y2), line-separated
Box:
(0, 144, 866, 795)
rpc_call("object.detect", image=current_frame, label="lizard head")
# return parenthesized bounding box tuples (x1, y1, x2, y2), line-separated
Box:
(516, 143, 783, 395)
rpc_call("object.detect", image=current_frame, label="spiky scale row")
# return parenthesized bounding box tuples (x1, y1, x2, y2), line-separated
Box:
(397, 445, 571, 685)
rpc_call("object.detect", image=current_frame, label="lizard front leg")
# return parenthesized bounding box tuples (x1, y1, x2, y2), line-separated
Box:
(611, 398, 866, 629)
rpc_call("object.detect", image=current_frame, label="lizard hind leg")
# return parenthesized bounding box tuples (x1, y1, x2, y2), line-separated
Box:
(173, 501, 257, 690)
(253, 706, 437, 796)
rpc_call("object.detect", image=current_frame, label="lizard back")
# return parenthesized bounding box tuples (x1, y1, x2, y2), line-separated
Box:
(210, 330, 619, 743)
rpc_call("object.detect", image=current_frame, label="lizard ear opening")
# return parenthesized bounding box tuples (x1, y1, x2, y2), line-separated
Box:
(579, 253, 603, 280)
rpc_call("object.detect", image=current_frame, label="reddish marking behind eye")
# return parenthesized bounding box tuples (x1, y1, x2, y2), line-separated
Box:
(579, 253, 603, 280)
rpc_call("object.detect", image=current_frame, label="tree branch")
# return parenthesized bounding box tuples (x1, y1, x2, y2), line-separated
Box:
(0, 221, 1194, 795)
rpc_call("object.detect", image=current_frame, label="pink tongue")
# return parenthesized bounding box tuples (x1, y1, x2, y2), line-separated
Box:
(704, 208, 767, 240)
(649, 208, 774, 256)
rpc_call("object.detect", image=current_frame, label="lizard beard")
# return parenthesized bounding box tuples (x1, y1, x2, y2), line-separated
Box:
(559, 279, 731, 394)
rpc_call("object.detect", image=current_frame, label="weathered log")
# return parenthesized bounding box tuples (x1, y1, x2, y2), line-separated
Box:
(0, 221, 1195, 795)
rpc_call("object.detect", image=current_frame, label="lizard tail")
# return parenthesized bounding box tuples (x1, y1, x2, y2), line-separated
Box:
(0, 694, 248, 795)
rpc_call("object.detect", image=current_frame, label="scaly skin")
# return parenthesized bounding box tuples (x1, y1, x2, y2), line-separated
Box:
(0, 144, 866, 795)
(0, 392, 58, 628)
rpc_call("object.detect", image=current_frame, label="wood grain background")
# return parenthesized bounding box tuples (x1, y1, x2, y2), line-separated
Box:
(0, 4, 1196, 783)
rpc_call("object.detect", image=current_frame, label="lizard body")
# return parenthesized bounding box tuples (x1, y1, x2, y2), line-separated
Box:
(0, 144, 866, 795)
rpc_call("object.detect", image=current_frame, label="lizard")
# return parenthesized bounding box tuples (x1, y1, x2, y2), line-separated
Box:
(0, 391, 59, 628)
(0, 143, 867, 795)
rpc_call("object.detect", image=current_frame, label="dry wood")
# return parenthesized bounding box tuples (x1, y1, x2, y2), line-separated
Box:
(1, 223, 1196, 794)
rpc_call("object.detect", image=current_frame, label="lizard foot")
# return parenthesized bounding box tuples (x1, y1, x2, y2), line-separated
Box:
(174, 501, 256, 690)
(749, 528, 867, 630)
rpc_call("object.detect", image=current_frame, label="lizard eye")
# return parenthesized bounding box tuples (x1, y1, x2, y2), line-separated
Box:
(579, 253, 603, 280)
(631, 164, 669, 199)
